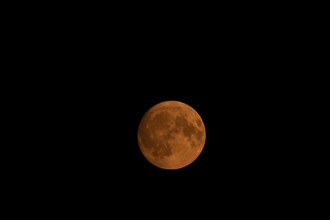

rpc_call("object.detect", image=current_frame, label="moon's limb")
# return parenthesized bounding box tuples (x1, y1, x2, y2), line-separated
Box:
(137, 101, 206, 170)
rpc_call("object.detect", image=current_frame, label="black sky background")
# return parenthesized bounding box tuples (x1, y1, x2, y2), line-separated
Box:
(13, 6, 312, 215)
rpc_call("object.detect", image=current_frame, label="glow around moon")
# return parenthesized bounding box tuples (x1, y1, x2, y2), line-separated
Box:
(137, 100, 206, 170)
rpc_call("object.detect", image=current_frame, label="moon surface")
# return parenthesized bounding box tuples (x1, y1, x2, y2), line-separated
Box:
(137, 100, 206, 170)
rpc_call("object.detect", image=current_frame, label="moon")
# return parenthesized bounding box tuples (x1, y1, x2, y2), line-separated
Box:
(137, 100, 206, 170)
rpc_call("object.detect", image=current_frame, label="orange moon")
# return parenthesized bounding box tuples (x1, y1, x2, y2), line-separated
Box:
(137, 100, 206, 170)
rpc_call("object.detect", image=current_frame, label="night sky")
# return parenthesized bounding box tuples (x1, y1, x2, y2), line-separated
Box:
(19, 9, 308, 215)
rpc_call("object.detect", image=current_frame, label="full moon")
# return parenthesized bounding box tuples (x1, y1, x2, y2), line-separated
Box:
(137, 100, 206, 170)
